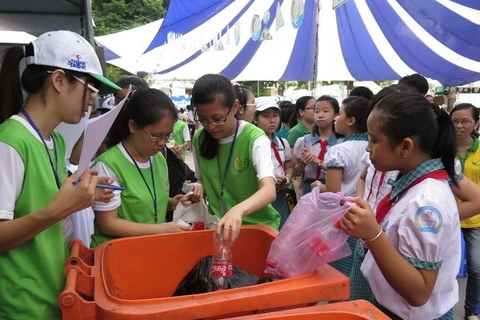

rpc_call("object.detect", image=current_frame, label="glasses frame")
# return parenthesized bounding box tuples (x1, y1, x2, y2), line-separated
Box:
(195, 107, 232, 126)
(452, 119, 475, 126)
(142, 128, 170, 142)
(47, 70, 99, 98)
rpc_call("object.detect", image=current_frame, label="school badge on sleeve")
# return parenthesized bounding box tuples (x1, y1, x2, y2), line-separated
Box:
(414, 206, 443, 234)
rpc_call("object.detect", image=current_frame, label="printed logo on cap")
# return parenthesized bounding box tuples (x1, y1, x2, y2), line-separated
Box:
(68, 54, 87, 70)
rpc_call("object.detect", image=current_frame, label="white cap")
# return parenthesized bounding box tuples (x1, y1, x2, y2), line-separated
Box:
(255, 99, 280, 112)
(25, 30, 120, 94)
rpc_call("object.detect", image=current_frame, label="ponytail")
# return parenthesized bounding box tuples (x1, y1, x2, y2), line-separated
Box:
(199, 130, 219, 159)
(432, 106, 458, 186)
(0, 46, 25, 124)
(106, 102, 130, 148)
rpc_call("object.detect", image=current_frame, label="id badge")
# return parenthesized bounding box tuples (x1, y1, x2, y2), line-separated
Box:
(220, 200, 229, 214)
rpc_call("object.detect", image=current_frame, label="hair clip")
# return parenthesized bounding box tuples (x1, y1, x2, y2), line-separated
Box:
(127, 89, 137, 99)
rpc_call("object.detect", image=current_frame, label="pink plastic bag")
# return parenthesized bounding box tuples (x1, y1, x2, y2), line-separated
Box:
(265, 189, 353, 278)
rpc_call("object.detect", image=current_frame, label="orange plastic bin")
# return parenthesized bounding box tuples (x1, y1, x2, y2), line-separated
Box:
(227, 300, 390, 319)
(60, 225, 350, 319)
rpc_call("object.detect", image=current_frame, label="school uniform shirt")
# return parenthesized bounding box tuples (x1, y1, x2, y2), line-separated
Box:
(0, 116, 69, 319)
(361, 152, 399, 212)
(294, 133, 338, 182)
(90, 143, 170, 247)
(171, 120, 191, 160)
(456, 136, 480, 228)
(324, 133, 369, 197)
(271, 134, 291, 176)
(192, 121, 280, 230)
(361, 159, 461, 319)
(286, 121, 311, 147)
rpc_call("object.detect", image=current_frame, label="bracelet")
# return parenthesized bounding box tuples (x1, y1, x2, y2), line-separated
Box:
(363, 226, 383, 243)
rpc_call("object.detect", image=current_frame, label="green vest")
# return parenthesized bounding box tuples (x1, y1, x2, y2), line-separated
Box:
(90, 145, 170, 247)
(193, 123, 280, 230)
(0, 119, 67, 319)
(172, 120, 188, 160)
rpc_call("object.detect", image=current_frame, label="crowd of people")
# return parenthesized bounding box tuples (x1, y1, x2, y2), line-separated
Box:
(0, 30, 479, 320)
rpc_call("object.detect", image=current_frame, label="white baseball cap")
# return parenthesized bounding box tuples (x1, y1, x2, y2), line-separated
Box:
(255, 99, 280, 112)
(25, 30, 121, 94)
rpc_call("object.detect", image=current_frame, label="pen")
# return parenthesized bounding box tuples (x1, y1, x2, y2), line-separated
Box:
(96, 184, 125, 191)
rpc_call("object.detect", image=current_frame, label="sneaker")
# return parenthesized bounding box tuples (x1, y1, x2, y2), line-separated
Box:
(465, 315, 480, 320)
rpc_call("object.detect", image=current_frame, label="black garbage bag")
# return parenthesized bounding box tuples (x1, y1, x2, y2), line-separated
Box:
(174, 256, 276, 296)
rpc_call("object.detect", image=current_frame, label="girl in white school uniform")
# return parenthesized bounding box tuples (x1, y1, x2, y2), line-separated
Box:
(294, 95, 340, 195)
(0, 31, 119, 319)
(343, 92, 460, 319)
(253, 99, 294, 229)
(315, 97, 369, 276)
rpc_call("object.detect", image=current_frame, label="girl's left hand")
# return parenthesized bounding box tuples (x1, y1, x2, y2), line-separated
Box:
(216, 206, 244, 242)
(340, 197, 381, 241)
(94, 176, 115, 203)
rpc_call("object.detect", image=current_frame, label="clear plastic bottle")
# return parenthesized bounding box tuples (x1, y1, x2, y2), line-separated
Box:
(211, 234, 233, 290)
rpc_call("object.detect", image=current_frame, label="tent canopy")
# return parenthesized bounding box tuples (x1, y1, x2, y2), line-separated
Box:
(106, 0, 480, 86)
(0, 0, 88, 36)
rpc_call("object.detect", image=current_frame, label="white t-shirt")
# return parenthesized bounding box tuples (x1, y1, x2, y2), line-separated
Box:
(324, 140, 368, 196)
(271, 136, 291, 176)
(361, 179, 460, 319)
(0, 116, 57, 220)
(193, 121, 274, 181)
(182, 124, 191, 142)
(91, 143, 152, 212)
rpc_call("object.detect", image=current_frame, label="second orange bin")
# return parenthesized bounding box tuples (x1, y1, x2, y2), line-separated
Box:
(60, 225, 350, 319)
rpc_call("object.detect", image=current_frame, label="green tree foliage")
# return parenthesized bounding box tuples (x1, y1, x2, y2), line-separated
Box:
(92, 0, 167, 36)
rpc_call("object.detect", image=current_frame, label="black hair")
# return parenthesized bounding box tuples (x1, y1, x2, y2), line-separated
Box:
(350, 86, 374, 101)
(0, 43, 91, 124)
(107, 88, 178, 148)
(279, 101, 295, 125)
(450, 103, 479, 137)
(372, 92, 457, 185)
(233, 85, 253, 120)
(289, 95, 314, 126)
(341, 96, 369, 133)
(117, 75, 149, 90)
(312, 95, 339, 136)
(368, 84, 415, 115)
(398, 73, 429, 95)
(191, 74, 235, 159)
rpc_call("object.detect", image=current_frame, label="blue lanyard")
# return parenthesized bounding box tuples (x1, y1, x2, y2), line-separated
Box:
(217, 121, 239, 200)
(21, 109, 61, 189)
(122, 143, 158, 222)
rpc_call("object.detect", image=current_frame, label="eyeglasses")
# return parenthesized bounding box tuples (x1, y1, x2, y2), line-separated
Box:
(196, 107, 232, 126)
(72, 76, 99, 98)
(142, 128, 170, 142)
(47, 70, 99, 98)
(452, 119, 475, 126)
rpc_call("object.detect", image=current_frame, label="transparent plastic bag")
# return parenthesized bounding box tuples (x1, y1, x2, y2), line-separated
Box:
(265, 189, 353, 278)
(173, 200, 219, 229)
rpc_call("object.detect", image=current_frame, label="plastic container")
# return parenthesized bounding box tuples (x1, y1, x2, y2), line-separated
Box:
(60, 225, 349, 319)
(227, 300, 390, 320)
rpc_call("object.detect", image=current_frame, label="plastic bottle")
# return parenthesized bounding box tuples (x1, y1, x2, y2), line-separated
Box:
(211, 233, 233, 290)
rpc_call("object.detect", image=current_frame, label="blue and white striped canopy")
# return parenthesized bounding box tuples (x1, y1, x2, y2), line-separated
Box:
(111, 0, 480, 86)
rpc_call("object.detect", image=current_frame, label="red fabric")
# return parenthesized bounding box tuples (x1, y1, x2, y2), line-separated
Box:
(271, 142, 283, 167)
(375, 170, 448, 224)
(366, 170, 387, 201)
(315, 140, 328, 180)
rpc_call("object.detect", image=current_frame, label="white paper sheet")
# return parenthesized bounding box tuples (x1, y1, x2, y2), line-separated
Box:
(75, 87, 131, 182)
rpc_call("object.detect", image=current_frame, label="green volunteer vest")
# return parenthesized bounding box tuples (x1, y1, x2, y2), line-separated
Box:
(193, 123, 280, 230)
(0, 119, 67, 320)
(172, 120, 188, 160)
(90, 145, 170, 247)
